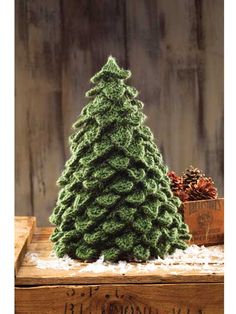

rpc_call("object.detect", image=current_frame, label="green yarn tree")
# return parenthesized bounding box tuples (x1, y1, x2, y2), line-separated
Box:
(49, 56, 191, 262)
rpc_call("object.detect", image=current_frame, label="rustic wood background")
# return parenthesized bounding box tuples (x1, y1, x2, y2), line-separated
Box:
(15, 0, 224, 226)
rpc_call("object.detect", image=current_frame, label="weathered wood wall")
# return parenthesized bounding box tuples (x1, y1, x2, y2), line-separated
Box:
(15, 0, 224, 226)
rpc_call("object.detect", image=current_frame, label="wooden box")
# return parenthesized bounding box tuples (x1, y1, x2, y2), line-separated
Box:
(183, 198, 224, 246)
(15, 217, 224, 314)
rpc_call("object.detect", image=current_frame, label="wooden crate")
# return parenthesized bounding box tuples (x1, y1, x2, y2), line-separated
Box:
(183, 198, 224, 246)
(15, 217, 224, 314)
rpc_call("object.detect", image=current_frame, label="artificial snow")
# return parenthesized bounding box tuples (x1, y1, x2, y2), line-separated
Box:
(25, 244, 224, 274)
(25, 252, 78, 270)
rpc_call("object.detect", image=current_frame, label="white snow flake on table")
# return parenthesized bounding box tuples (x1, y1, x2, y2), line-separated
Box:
(25, 244, 224, 274)
(25, 252, 78, 270)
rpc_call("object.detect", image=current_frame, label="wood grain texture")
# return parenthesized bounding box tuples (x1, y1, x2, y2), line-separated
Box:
(15, 0, 65, 226)
(15, 221, 224, 286)
(14, 216, 36, 273)
(15, 0, 224, 226)
(16, 265, 224, 286)
(15, 283, 224, 314)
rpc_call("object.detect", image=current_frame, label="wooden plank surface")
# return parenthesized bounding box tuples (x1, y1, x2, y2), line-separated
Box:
(15, 216, 36, 273)
(15, 0, 224, 227)
(16, 226, 224, 286)
(15, 0, 34, 217)
(15, 0, 65, 226)
(15, 283, 224, 314)
(16, 265, 224, 286)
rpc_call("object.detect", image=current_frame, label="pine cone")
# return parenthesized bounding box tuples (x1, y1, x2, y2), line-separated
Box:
(168, 171, 182, 192)
(168, 171, 189, 202)
(183, 166, 205, 190)
(176, 190, 189, 202)
(186, 177, 218, 201)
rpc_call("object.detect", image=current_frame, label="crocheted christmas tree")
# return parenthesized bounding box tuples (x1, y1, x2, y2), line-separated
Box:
(49, 56, 191, 262)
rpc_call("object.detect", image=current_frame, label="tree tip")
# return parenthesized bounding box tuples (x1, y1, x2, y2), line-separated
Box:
(90, 56, 131, 83)
(105, 55, 119, 68)
(108, 55, 116, 61)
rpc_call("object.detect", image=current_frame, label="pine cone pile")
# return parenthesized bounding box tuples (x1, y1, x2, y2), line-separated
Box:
(168, 166, 218, 202)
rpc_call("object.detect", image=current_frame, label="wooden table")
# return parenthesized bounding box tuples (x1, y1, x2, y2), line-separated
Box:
(15, 216, 224, 314)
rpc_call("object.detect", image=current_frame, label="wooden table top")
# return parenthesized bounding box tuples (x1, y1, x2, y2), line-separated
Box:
(15, 216, 224, 286)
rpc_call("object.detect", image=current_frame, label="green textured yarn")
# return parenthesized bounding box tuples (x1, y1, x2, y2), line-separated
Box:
(49, 56, 191, 262)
